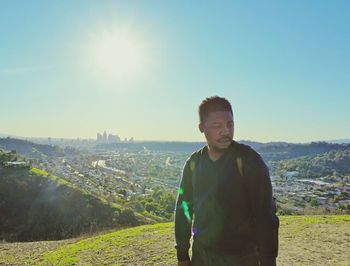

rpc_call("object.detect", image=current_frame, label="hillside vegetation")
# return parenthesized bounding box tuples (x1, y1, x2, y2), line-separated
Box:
(273, 149, 350, 181)
(258, 141, 350, 162)
(0, 166, 152, 242)
(0, 215, 349, 265)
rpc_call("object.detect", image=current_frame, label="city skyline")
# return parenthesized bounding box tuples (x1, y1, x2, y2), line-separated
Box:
(1, 1, 349, 143)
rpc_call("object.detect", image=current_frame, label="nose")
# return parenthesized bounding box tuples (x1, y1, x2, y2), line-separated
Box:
(220, 125, 230, 136)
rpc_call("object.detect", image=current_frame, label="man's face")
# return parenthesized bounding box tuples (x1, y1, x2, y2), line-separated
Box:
(199, 111, 234, 152)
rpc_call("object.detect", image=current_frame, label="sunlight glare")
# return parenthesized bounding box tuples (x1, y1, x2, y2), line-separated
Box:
(85, 27, 150, 84)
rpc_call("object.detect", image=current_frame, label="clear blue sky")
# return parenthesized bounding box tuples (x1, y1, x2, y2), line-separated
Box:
(1, 1, 349, 142)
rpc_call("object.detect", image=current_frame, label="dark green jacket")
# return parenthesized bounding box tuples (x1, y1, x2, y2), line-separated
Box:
(174, 141, 279, 265)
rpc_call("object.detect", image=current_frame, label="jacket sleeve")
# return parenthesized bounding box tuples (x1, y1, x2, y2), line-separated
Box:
(245, 151, 279, 266)
(174, 159, 194, 261)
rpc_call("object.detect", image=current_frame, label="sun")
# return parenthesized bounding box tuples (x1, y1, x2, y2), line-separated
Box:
(84, 27, 150, 83)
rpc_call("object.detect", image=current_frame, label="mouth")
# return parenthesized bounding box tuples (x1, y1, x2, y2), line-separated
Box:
(218, 138, 231, 143)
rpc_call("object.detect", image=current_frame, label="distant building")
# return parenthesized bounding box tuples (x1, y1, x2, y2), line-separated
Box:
(284, 171, 299, 179)
(96, 131, 122, 143)
(108, 134, 121, 142)
(4, 161, 30, 168)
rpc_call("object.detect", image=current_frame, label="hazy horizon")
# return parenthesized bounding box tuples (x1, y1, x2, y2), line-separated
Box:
(1, 131, 349, 145)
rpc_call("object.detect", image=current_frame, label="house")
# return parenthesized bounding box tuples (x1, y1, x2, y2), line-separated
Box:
(317, 197, 328, 205)
(4, 161, 29, 168)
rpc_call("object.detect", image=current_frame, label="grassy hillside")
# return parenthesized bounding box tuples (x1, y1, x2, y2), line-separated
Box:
(0, 215, 349, 265)
(0, 166, 153, 242)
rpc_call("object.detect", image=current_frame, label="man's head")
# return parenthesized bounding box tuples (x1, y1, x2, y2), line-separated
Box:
(198, 96, 234, 152)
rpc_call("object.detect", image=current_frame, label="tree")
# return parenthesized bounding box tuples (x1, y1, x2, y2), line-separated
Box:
(310, 198, 318, 207)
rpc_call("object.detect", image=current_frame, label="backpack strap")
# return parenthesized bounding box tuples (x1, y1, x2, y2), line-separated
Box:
(189, 160, 196, 174)
(236, 156, 243, 177)
(187, 152, 200, 185)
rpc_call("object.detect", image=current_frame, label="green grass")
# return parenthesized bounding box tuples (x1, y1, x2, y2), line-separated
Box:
(30, 167, 79, 188)
(42, 222, 174, 266)
(1, 215, 350, 265)
(30, 167, 49, 177)
(280, 214, 350, 225)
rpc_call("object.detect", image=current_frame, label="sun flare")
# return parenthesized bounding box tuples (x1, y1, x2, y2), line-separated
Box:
(85, 27, 150, 83)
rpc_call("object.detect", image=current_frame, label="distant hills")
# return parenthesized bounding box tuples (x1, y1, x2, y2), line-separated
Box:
(326, 139, 350, 144)
(2, 136, 350, 161)
(0, 133, 350, 151)
(0, 137, 66, 158)
(256, 141, 350, 162)
(95, 140, 350, 163)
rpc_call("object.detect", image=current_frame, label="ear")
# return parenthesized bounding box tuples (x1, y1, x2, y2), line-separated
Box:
(198, 123, 204, 133)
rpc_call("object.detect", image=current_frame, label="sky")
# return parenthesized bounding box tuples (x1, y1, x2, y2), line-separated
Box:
(1, 1, 349, 143)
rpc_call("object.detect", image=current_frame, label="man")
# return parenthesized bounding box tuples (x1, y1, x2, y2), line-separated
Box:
(174, 96, 279, 266)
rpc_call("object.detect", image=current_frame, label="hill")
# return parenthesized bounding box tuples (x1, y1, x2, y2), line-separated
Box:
(0, 137, 66, 159)
(275, 149, 350, 180)
(0, 166, 153, 242)
(0, 215, 349, 265)
(257, 141, 350, 162)
(3, 136, 350, 165)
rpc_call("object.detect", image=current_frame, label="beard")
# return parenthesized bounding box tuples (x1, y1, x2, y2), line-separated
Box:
(212, 138, 232, 153)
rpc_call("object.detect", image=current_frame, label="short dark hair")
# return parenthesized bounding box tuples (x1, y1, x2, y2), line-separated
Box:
(198, 96, 233, 123)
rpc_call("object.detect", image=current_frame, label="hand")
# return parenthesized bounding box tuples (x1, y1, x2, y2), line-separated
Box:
(178, 260, 190, 266)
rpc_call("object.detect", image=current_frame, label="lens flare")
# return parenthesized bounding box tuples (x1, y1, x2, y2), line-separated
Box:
(178, 187, 184, 195)
(181, 200, 191, 222)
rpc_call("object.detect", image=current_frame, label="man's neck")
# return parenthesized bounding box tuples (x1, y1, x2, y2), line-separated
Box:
(207, 145, 226, 162)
